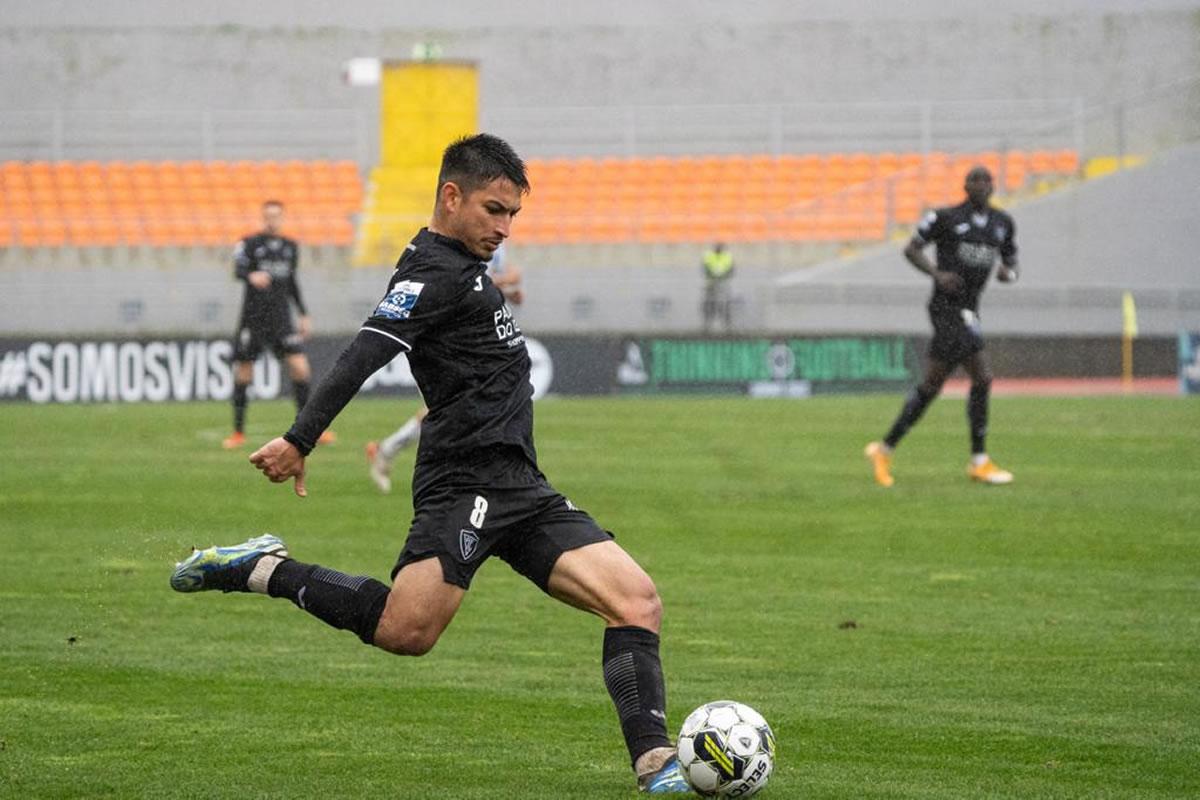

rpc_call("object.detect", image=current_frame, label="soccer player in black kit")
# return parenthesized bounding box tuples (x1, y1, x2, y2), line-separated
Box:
(865, 166, 1019, 487)
(222, 200, 334, 450)
(172, 135, 691, 793)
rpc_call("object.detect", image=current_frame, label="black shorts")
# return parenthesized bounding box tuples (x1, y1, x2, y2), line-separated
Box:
(233, 319, 304, 362)
(394, 448, 613, 591)
(928, 305, 984, 365)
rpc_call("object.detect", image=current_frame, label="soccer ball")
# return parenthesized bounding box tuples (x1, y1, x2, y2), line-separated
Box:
(676, 700, 776, 797)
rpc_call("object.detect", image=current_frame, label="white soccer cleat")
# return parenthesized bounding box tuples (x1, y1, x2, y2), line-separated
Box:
(365, 441, 392, 494)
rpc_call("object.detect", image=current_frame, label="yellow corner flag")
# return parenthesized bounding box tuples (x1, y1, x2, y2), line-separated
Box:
(1121, 291, 1138, 390)
(1122, 291, 1138, 338)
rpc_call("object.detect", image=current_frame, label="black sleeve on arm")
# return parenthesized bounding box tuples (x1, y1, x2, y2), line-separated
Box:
(283, 330, 403, 455)
(1000, 215, 1018, 267)
(234, 240, 254, 281)
(289, 249, 307, 314)
(290, 276, 307, 315)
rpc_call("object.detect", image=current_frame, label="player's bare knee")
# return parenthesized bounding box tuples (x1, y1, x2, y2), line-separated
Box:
(615, 578, 662, 631)
(373, 623, 440, 657)
(288, 359, 311, 383)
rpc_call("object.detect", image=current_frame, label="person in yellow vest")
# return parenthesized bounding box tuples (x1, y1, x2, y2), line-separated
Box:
(701, 241, 735, 331)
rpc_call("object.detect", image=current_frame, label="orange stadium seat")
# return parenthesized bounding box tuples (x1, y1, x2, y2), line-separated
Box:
(116, 217, 143, 245)
(40, 218, 68, 247)
(196, 218, 226, 246)
(91, 218, 121, 247)
(17, 221, 41, 248)
(1028, 150, 1055, 174)
(67, 218, 98, 247)
(1053, 149, 1080, 174)
(6, 198, 34, 222)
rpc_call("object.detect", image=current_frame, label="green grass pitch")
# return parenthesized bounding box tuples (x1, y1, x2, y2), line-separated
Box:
(1, 394, 1197, 799)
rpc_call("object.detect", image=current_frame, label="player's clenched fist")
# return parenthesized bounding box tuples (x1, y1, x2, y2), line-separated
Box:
(249, 437, 308, 497)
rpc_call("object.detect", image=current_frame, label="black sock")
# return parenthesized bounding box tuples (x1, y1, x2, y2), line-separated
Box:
(884, 384, 939, 449)
(293, 380, 310, 412)
(603, 626, 672, 769)
(232, 382, 249, 433)
(267, 560, 390, 645)
(968, 378, 991, 454)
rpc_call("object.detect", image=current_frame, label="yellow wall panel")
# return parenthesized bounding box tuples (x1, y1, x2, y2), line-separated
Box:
(380, 61, 478, 168)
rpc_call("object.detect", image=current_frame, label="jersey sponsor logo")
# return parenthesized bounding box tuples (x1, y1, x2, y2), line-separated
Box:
(374, 280, 426, 321)
(459, 529, 480, 561)
(956, 241, 995, 269)
(474, 275, 483, 292)
(493, 304, 524, 345)
(261, 259, 292, 279)
(960, 308, 983, 337)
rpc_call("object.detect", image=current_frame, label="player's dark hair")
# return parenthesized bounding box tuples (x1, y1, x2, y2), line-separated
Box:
(438, 133, 529, 196)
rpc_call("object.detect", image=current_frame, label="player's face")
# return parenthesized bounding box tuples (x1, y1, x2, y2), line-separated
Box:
(965, 172, 993, 206)
(445, 178, 522, 259)
(262, 204, 284, 235)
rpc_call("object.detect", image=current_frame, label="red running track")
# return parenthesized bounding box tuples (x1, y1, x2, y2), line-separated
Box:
(941, 377, 1180, 397)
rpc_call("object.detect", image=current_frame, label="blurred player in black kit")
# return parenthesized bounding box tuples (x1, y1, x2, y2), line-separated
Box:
(173, 135, 691, 793)
(865, 166, 1019, 487)
(222, 200, 333, 449)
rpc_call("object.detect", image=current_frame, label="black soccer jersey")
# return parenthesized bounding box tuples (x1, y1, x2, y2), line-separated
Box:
(363, 229, 535, 464)
(284, 229, 535, 471)
(234, 232, 306, 327)
(913, 202, 1017, 312)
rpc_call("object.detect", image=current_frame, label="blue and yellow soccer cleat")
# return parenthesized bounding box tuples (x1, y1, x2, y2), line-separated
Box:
(639, 756, 692, 794)
(170, 534, 289, 593)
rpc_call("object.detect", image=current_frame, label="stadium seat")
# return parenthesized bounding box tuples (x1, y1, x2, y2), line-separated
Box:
(39, 218, 68, 247)
(16, 221, 41, 248)
(1027, 150, 1051, 174)
(1053, 149, 1080, 175)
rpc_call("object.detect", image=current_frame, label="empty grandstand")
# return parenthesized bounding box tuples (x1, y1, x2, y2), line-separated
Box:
(0, 0, 1196, 337)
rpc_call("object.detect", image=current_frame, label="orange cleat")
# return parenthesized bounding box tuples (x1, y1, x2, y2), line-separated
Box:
(222, 431, 246, 449)
(967, 457, 1013, 485)
(317, 429, 337, 445)
(864, 441, 895, 488)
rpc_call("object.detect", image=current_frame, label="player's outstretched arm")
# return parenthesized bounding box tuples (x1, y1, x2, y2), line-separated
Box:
(250, 438, 307, 497)
(251, 330, 403, 497)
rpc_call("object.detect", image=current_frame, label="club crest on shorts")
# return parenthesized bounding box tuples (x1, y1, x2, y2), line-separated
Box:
(459, 529, 480, 560)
